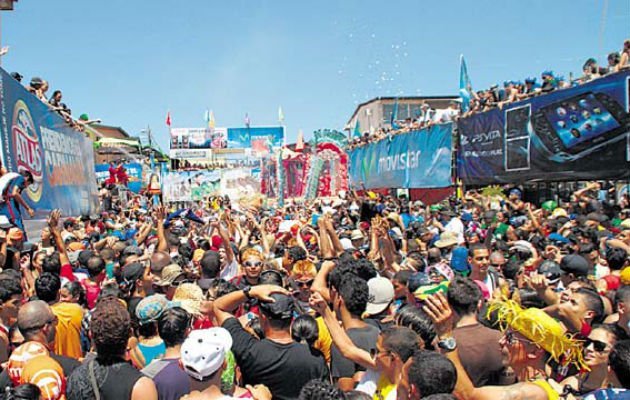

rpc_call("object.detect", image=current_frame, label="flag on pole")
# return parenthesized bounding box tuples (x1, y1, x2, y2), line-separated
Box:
(459, 55, 472, 112)
(203, 109, 216, 129)
(244, 113, 251, 128)
(353, 118, 361, 138)
(278, 106, 285, 124)
(165, 111, 172, 127)
(296, 129, 304, 151)
(390, 99, 401, 130)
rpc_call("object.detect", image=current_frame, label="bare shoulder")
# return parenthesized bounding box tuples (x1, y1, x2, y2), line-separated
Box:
(499, 382, 549, 400)
(131, 376, 158, 400)
(474, 382, 549, 400)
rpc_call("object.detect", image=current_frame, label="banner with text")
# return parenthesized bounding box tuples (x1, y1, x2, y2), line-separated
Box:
(0, 67, 98, 216)
(170, 127, 227, 149)
(227, 126, 284, 155)
(162, 170, 221, 203)
(348, 124, 453, 189)
(94, 163, 143, 194)
(457, 70, 630, 185)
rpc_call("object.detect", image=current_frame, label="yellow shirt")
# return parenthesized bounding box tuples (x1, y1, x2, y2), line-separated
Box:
(51, 302, 84, 360)
(314, 316, 332, 363)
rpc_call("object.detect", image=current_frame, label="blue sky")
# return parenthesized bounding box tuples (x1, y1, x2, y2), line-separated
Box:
(3, 0, 628, 151)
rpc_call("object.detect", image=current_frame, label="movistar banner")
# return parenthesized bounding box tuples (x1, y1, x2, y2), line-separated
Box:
(348, 124, 453, 189)
(0, 67, 98, 216)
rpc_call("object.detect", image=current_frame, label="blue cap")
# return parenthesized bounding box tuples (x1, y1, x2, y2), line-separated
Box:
(548, 232, 570, 244)
(461, 212, 473, 223)
(450, 246, 470, 275)
(509, 188, 522, 198)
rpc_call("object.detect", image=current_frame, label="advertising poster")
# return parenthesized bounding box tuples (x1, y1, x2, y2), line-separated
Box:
(0, 67, 98, 216)
(348, 123, 453, 189)
(457, 71, 630, 185)
(162, 170, 221, 203)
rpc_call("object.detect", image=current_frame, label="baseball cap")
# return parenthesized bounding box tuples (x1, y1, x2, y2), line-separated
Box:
(136, 294, 171, 325)
(559, 254, 590, 277)
(537, 260, 562, 284)
(258, 293, 296, 320)
(180, 328, 233, 381)
(365, 277, 394, 316)
(450, 247, 470, 275)
(120, 262, 145, 283)
(154, 264, 185, 287)
(340, 238, 355, 250)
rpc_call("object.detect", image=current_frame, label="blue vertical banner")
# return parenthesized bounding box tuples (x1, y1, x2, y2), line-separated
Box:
(459, 55, 472, 112)
(0, 67, 98, 216)
(348, 123, 453, 189)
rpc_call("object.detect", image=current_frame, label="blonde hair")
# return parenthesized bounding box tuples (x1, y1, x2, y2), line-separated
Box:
(291, 260, 317, 280)
(241, 247, 263, 261)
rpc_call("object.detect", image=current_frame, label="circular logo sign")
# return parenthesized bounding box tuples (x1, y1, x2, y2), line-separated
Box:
(11, 100, 43, 202)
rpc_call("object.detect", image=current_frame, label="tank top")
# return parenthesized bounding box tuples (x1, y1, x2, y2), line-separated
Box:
(98, 361, 143, 399)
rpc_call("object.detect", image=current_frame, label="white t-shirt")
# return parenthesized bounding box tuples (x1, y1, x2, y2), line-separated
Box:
(355, 369, 397, 400)
(445, 217, 465, 244)
(220, 259, 239, 281)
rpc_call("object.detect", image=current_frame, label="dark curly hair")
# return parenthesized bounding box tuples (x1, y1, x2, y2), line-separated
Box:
(395, 305, 436, 350)
(328, 258, 377, 291)
(34, 272, 61, 303)
(337, 274, 369, 318)
(5, 383, 41, 400)
(298, 379, 345, 400)
(287, 246, 307, 263)
(91, 296, 131, 363)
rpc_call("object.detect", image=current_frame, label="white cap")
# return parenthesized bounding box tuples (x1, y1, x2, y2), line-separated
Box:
(365, 277, 395, 316)
(180, 328, 233, 381)
(340, 238, 355, 250)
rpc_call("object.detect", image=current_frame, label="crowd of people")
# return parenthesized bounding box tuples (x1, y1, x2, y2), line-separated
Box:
(349, 39, 630, 150)
(347, 101, 460, 150)
(8, 73, 99, 133)
(0, 174, 628, 400)
(462, 39, 630, 118)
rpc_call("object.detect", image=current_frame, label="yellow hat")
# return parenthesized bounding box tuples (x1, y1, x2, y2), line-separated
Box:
(552, 208, 568, 218)
(620, 267, 630, 286)
(488, 300, 587, 370)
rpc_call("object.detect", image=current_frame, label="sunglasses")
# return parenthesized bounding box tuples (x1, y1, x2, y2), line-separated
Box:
(504, 331, 533, 346)
(584, 338, 609, 353)
(296, 279, 313, 288)
(244, 261, 262, 268)
(369, 348, 392, 359)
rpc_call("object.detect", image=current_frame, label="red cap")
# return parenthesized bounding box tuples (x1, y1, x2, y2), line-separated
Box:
(210, 235, 223, 251)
